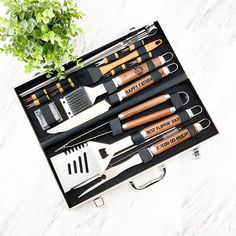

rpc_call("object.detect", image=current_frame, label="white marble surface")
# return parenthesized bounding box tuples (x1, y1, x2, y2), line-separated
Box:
(0, 0, 236, 235)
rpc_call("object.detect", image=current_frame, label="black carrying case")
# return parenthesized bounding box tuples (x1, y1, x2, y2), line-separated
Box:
(15, 21, 218, 208)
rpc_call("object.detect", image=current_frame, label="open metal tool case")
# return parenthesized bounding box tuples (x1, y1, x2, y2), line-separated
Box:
(15, 21, 218, 209)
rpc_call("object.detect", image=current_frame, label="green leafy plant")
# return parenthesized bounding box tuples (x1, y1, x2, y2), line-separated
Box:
(0, 0, 84, 78)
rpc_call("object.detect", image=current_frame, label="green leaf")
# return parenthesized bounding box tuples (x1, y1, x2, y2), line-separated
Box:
(33, 28, 41, 39)
(47, 9, 55, 19)
(23, 48, 30, 57)
(41, 25, 49, 33)
(46, 73, 51, 78)
(0, 35, 7, 41)
(19, 12, 25, 21)
(42, 10, 48, 17)
(21, 4, 28, 12)
(27, 18, 37, 33)
(42, 16, 50, 24)
(35, 12, 42, 23)
(30, 50, 39, 59)
(20, 19, 28, 33)
(48, 31, 55, 44)
(41, 33, 50, 42)
(17, 35, 27, 45)
(28, 18, 37, 25)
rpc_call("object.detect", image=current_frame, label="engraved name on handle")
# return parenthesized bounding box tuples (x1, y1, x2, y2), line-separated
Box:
(150, 128, 192, 155)
(123, 67, 166, 98)
(123, 74, 155, 97)
(142, 114, 182, 139)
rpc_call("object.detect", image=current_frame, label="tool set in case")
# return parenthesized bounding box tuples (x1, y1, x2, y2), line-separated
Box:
(15, 21, 218, 209)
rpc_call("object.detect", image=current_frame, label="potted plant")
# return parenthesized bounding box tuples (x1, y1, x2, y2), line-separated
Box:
(0, 0, 84, 78)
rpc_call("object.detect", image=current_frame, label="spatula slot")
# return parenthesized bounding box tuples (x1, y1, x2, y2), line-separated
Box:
(84, 153, 89, 173)
(73, 160, 77, 174)
(78, 156, 83, 173)
(68, 163, 72, 175)
(66, 155, 90, 175)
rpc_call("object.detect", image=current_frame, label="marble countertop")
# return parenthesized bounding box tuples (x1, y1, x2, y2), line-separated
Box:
(0, 0, 236, 235)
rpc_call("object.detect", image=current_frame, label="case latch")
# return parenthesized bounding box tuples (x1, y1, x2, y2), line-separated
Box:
(93, 196, 104, 208)
(129, 165, 166, 190)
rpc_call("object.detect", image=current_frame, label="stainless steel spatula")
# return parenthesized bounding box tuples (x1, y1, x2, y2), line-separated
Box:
(51, 135, 134, 192)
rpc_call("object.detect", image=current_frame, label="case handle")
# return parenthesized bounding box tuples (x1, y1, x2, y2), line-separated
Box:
(129, 165, 166, 190)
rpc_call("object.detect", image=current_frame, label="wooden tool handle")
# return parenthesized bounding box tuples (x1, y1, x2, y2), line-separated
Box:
(119, 94, 169, 120)
(103, 52, 119, 64)
(122, 74, 155, 97)
(31, 89, 48, 100)
(159, 67, 167, 77)
(58, 83, 75, 94)
(142, 114, 182, 139)
(136, 52, 152, 64)
(121, 66, 167, 98)
(99, 40, 162, 75)
(110, 64, 127, 76)
(123, 107, 173, 130)
(129, 40, 145, 51)
(33, 94, 50, 107)
(150, 128, 192, 155)
(118, 63, 150, 85)
(143, 39, 162, 53)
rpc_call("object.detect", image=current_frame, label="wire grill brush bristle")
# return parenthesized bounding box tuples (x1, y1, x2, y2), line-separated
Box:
(61, 87, 92, 118)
